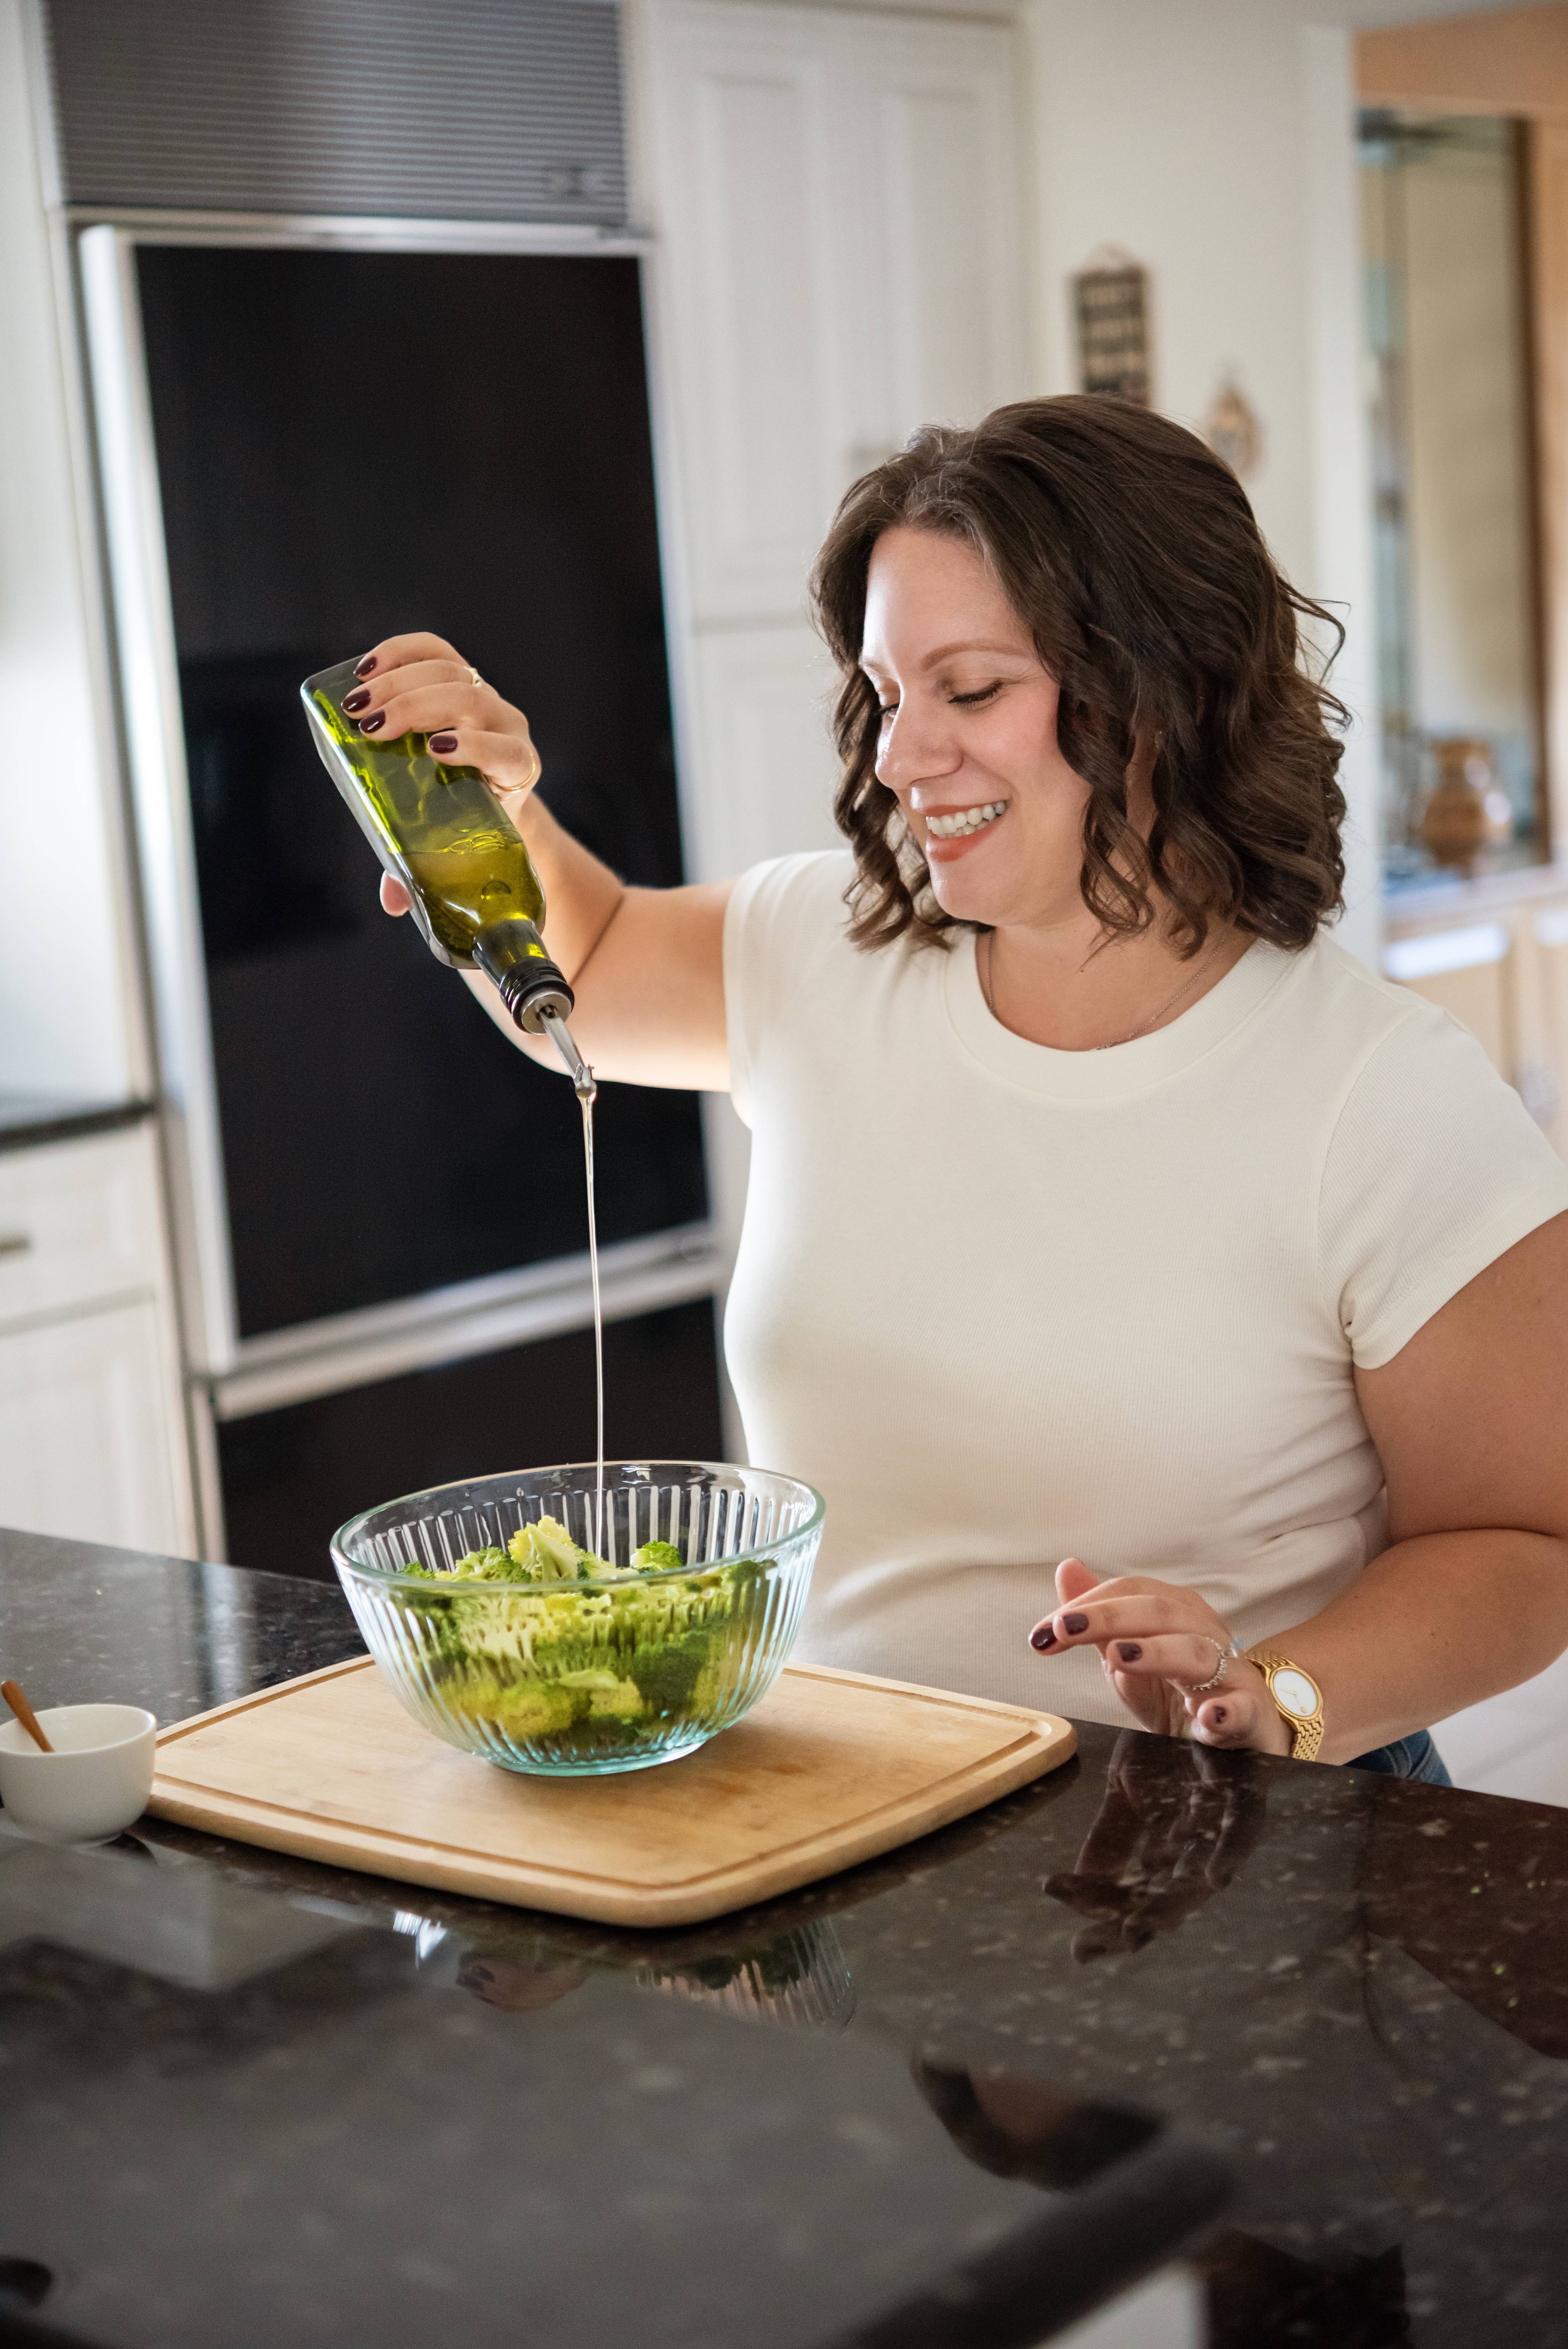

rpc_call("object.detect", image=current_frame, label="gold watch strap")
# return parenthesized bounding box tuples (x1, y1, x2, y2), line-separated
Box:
(1249, 1652, 1325, 1762)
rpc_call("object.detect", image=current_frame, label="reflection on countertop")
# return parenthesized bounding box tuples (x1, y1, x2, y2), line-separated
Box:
(5, 1529, 1568, 2346)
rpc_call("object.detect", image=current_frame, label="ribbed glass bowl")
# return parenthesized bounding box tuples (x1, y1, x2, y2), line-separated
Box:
(331, 1461, 825, 1777)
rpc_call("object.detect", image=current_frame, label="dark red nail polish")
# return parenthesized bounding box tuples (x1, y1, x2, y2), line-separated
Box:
(355, 654, 378, 678)
(342, 688, 371, 714)
(1062, 1612, 1089, 1634)
(1029, 1625, 1056, 1651)
(428, 731, 458, 753)
(1116, 1641, 1142, 1663)
(1211, 1705, 1227, 1726)
(358, 710, 385, 734)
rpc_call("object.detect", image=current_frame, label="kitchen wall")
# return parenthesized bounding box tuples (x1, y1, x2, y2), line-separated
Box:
(1019, 0, 1392, 966)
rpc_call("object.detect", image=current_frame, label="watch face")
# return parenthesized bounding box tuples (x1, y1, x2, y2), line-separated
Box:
(1272, 1667, 1318, 1719)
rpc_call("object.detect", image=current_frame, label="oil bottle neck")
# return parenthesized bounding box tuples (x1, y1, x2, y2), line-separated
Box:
(472, 919, 594, 1095)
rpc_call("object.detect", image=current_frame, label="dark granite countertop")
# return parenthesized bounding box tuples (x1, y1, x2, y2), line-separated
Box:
(4, 1529, 1568, 2347)
(0, 1094, 155, 1156)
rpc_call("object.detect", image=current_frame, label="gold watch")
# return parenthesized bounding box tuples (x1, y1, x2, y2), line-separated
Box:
(1249, 1654, 1325, 1761)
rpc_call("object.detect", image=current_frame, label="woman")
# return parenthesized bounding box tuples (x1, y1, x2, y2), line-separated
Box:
(345, 396, 1568, 1773)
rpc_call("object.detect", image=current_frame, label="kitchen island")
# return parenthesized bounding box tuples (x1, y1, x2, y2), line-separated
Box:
(2, 1531, 1567, 2348)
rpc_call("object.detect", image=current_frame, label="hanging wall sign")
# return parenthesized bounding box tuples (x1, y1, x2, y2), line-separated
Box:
(1072, 255, 1151, 404)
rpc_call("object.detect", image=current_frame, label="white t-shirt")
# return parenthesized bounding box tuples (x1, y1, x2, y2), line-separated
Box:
(722, 851, 1568, 1732)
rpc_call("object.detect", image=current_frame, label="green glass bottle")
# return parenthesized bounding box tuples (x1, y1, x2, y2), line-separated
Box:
(301, 658, 588, 1075)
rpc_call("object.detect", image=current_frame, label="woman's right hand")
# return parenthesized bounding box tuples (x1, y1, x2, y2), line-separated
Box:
(347, 630, 733, 1091)
(344, 632, 544, 917)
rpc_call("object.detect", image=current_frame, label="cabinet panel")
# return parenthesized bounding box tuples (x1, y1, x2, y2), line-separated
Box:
(1384, 900, 1568, 1156)
(1402, 958, 1513, 1071)
(841, 21, 1026, 454)
(882, 86, 1005, 422)
(0, 1300, 182, 1553)
(646, 1, 1025, 622)
(1384, 920, 1515, 1074)
(0, 1126, 165, 1331)
(649, 3, 845, 618)
(690, 625, 843, 878)
(695, 67, 837, 575)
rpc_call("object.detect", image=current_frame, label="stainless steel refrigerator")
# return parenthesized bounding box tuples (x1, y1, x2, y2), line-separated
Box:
(39, 3, 725, 1570)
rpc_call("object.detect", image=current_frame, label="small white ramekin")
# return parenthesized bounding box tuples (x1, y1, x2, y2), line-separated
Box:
(0, 1704, 158, 1842)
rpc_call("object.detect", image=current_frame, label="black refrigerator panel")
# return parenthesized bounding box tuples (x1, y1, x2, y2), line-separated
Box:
(135, 244, 706, 1339)
(218, 1299, 725, 1581)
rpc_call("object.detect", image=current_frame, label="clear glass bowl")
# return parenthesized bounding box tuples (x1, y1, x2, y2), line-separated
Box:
(331, 1461, 825, 1777)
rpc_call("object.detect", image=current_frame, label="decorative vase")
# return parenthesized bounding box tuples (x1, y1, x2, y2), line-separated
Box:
(1418, 738, 1514, 870)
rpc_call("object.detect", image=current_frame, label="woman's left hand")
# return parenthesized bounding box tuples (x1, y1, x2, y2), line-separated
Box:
(1028, 1558, 1291, 1755)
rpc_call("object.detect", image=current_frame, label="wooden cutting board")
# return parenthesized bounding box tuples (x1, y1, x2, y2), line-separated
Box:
(148, 1656, 1076, 1927)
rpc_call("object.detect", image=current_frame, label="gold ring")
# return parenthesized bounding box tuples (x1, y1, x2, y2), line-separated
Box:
(469, 666, 484, 690)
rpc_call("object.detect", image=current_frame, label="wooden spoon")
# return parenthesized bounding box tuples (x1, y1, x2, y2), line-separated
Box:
(1, 1680, 53, 1754)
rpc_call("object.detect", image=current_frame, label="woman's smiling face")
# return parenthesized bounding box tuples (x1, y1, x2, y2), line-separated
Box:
(861, 526, 1094, 934)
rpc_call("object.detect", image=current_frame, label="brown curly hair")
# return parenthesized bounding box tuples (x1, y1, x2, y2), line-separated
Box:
(809, 395, 1348, 957)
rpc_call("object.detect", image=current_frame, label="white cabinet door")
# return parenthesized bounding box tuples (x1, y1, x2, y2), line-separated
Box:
(688, 624, 843, 878)
(835, 18, 1026, 468)
(0, 1301, 183, 1554)
(0, 1128, 167, 1330)
(1384, 921, 1516, 1079)
(647, 1, 848, 622)
(645, 0, 1026, 625)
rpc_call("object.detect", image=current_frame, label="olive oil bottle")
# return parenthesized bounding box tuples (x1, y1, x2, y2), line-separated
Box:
(300, 657, 590, 1085)
(302, 657, 606, 1502)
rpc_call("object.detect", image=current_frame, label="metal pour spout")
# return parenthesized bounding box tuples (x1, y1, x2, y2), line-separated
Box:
(538, 1007, 598, 1104)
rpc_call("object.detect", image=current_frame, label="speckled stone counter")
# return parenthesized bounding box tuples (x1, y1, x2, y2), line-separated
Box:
(4, 1530, 1568, 2347)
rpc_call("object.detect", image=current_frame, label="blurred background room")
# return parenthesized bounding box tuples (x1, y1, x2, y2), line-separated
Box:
(1, 0, 1565, 1789)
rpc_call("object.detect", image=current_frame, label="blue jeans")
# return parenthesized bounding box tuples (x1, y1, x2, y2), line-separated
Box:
(1345, 1729, 1452, 1785)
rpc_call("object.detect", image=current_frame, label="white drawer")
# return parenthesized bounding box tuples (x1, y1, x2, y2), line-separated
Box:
(0, 1296, 182, 1552)
(0, 1125, 166, 1330)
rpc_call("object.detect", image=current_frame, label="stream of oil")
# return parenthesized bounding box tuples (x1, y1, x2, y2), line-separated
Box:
(534, 1007, 604, 1552)
(579, 1081, 605, 1560)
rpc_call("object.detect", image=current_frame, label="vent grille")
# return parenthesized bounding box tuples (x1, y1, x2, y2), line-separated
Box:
(37, 0, 627, 225)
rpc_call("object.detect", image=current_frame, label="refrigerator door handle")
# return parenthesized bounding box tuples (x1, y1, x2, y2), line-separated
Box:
(209, 1221, 725, 1425)
(78, 224, 241, 1378)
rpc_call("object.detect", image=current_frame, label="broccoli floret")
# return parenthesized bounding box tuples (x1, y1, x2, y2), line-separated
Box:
(397, 1547, 519, 1580)
(411, 1518, 687, 1593)
(502, 1515, 620, 1581)
(508, 1517, 586, 1581)
(624, 1622, 717, 1715)
(406, 1518, 616, 1592)
(392, 1544, 760, 1753)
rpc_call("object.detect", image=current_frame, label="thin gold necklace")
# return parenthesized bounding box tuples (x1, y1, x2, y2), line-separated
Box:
(980, 931, 1220, 1050)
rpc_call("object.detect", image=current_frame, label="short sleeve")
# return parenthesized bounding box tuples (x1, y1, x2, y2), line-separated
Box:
(1319, 1001, 1568, 1368)
(722, 851, 853, 1128)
